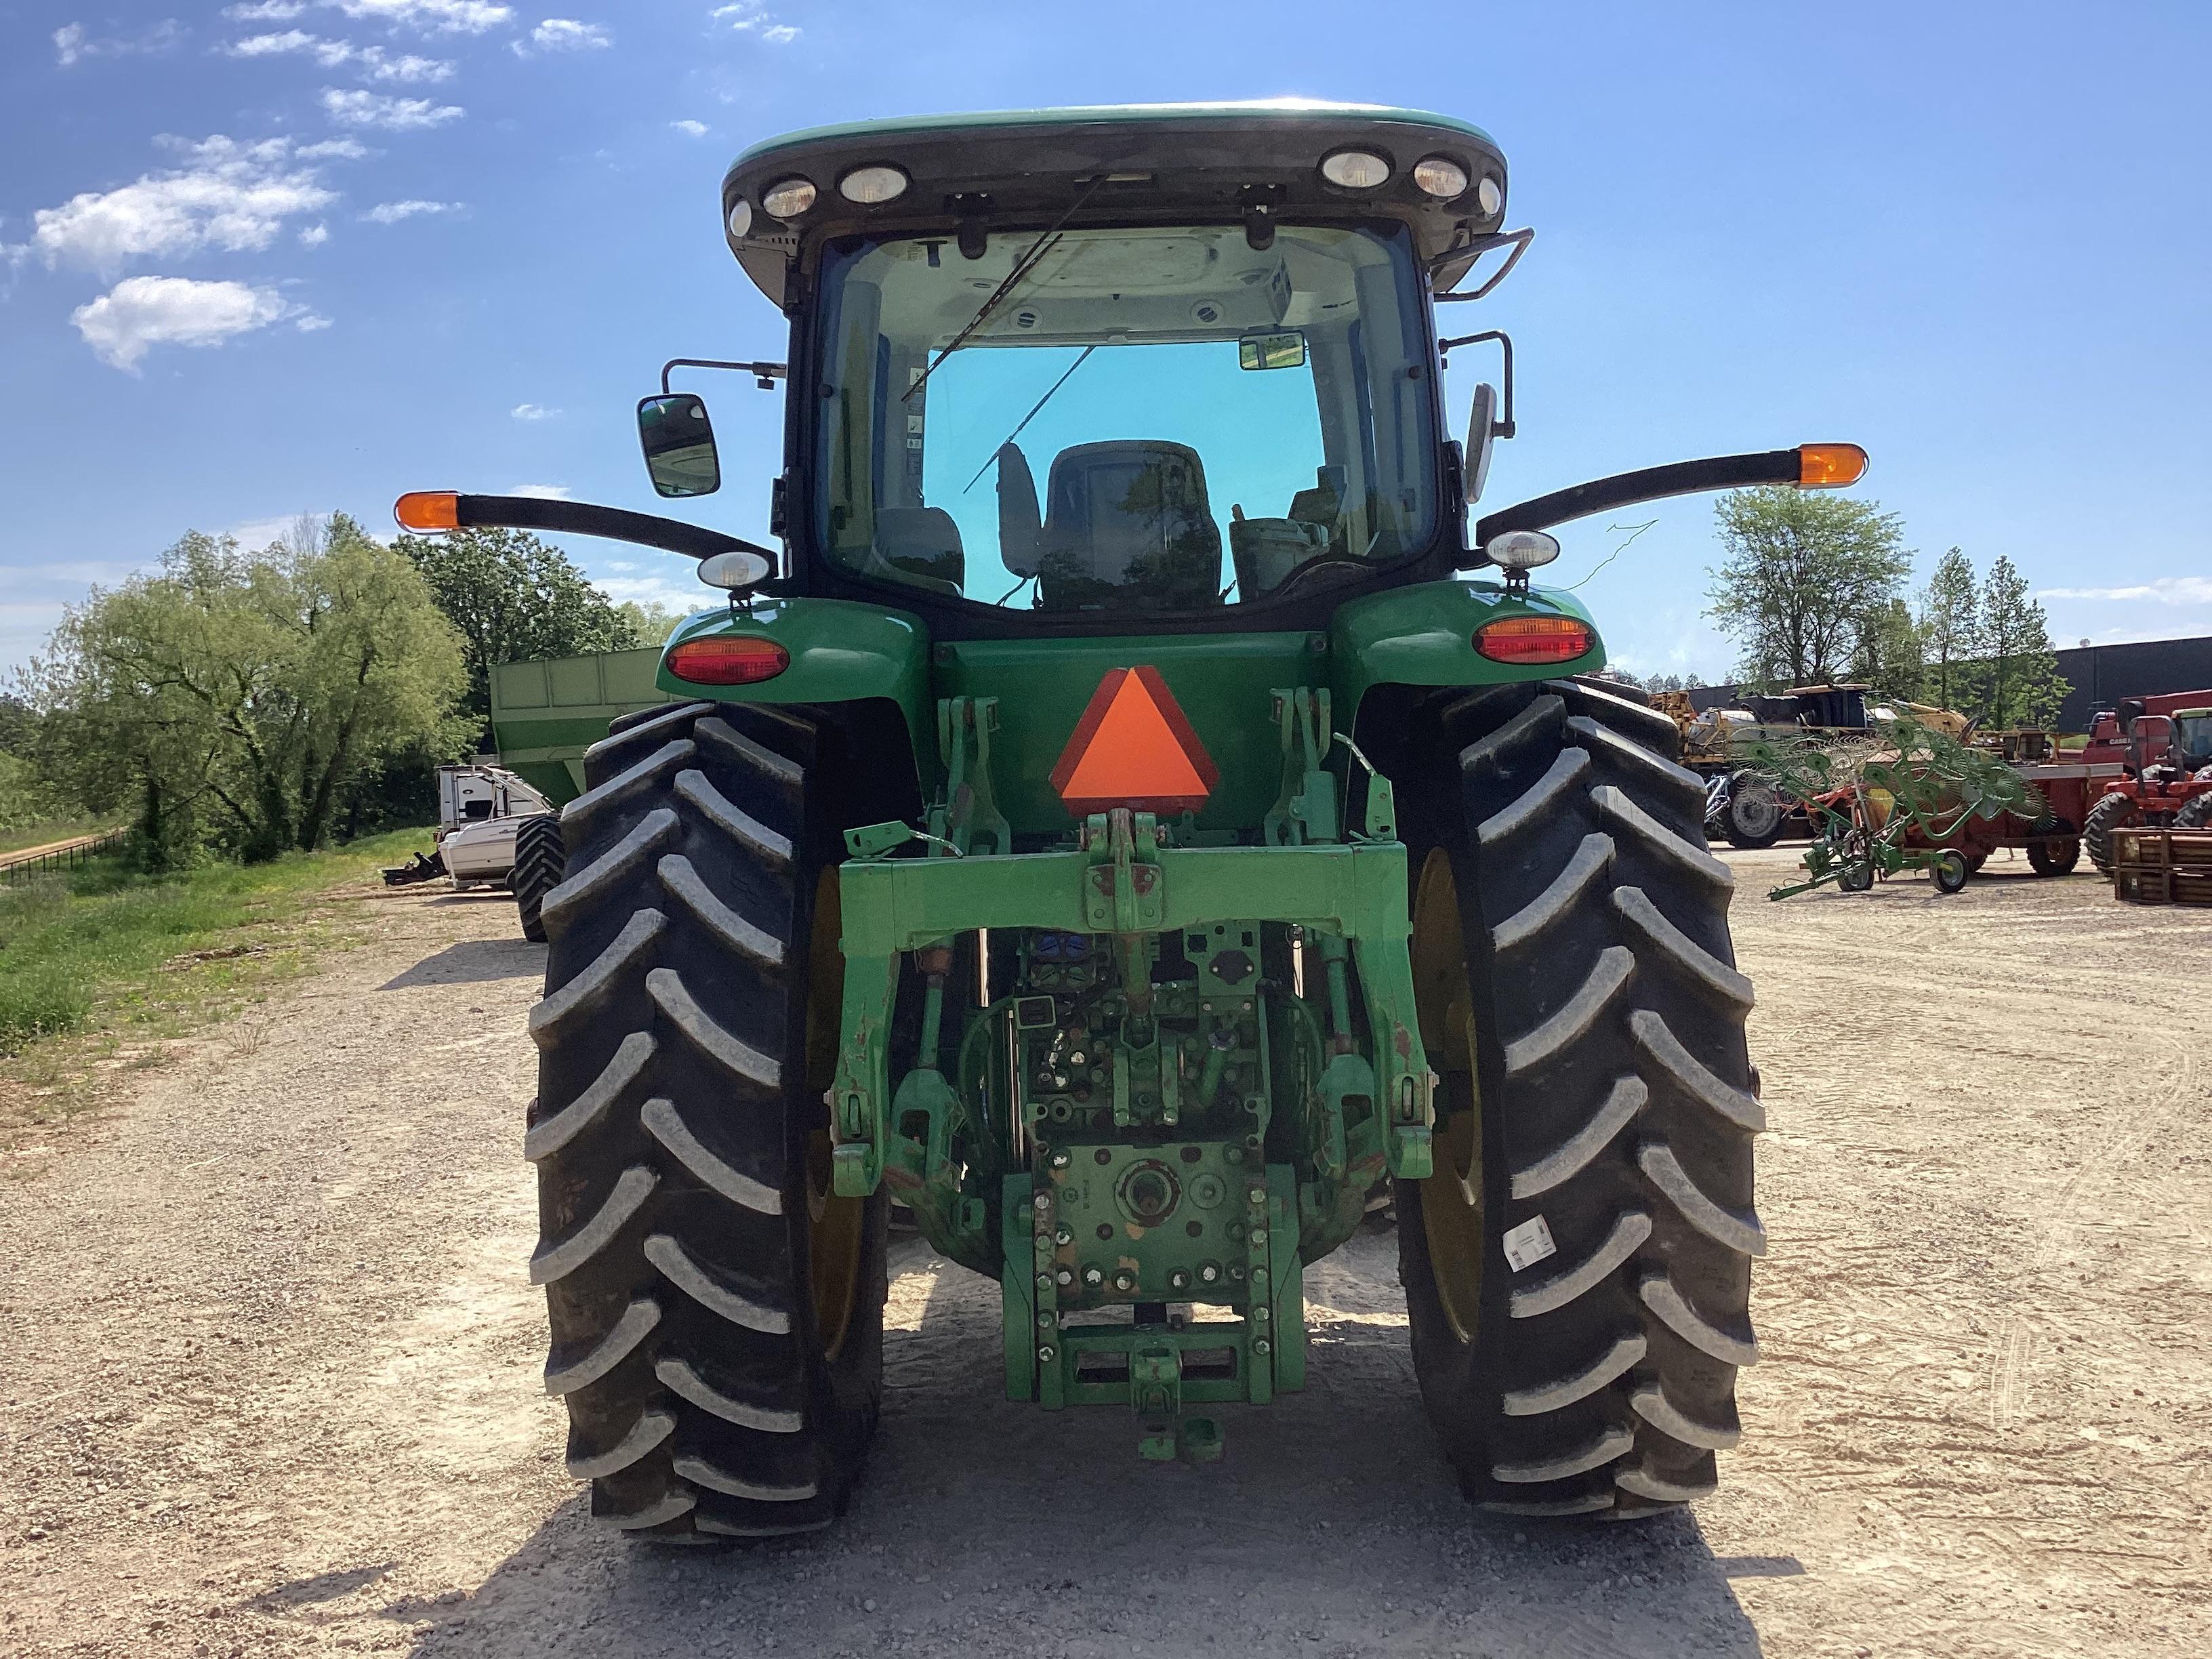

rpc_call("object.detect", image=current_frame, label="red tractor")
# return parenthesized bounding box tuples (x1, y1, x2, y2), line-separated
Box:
(2079, 691, 2212, 871)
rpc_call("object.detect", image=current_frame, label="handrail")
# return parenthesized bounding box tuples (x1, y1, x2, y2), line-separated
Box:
(0, 828, 129, 886)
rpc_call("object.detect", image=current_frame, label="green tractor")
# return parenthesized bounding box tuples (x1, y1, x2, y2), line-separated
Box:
(398, 102, 1862, 1537)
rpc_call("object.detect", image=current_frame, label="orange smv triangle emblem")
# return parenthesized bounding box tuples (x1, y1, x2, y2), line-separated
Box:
(1050, 666, 1221, 818)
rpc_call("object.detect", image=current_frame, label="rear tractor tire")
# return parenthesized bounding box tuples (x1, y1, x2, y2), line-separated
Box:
(511, 813, 566, 943)
(2083, 792, 2135, 875)
(1397, 676, 1763, 1519)
(527, 698, 886, 1541)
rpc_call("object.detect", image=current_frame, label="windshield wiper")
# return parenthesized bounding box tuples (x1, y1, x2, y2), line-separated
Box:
(961, 344, 1097, 492)
(903, 174, 1110, 405)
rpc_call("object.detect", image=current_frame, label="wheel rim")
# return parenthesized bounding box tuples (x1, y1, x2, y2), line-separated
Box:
(1410, 848, 1483, 1346)
(804, 867, 865, 1362)
(1732, 783, 1781, 838)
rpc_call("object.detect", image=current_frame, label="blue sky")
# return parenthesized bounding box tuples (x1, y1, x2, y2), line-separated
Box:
(4, 0, 2209, 681)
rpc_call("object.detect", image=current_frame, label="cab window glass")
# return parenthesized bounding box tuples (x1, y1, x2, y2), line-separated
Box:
(813, 224, 1436, 614)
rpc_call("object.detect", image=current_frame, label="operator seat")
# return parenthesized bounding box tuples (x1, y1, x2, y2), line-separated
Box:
(874, 506, 965, 592)
(1033, 440, 1223, 611)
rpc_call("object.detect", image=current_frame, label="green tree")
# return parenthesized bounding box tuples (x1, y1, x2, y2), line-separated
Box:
(1917, 546, 1980, 712)
(615, 599, 687, 646)
(26, 517, 468, 863)
(1851, 597, 1925, 699)
(1972, 555, 2070, 729)
(1705, 489, 1913, 690)
(396, 527, 647, 718)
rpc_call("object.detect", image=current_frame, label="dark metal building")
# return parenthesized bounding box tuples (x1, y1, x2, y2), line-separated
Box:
(1682, 633, 2212, 731)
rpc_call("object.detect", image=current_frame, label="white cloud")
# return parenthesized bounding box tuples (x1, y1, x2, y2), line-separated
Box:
(16, 135, 345, 274)
(670, 118, 708, 137)
(298, 222, 330, 245)
(362, 198, 462, 222)
(321, 87, 464, 129)
(224, 2, 307, 18)
(711, 3, 798, 41)
(508, 483, 572, 499)
(592, 569, 708, 613)
(224, 30, 455, 80)
(70, 275, 310, 371)
(516, 17, 610, 54)
(330, 0, 513, 33)
(511, 402, 559, 419)
(2036, 577, 2212, 607)
(226, 510, 330, 550)
(53, 19, 184, 65)
(226, 26, 317, 54)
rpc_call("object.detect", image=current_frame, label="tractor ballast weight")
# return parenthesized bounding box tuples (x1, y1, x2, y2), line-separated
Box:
(401, 102, 1866, 1536)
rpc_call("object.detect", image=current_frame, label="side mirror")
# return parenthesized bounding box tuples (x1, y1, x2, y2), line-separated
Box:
(1237, 329, 1307, 371)
(637, 393, 721, 498)
(1465, 382, 1498, 503)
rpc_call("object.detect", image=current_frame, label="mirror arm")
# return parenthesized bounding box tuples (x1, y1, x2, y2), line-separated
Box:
(1439, 329, 1514, 437)
(1473, 449, 1803, 546)
(448, 494, 779, 567)
(661, 356, 787, 394)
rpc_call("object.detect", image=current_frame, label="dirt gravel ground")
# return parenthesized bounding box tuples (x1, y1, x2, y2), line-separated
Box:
(3, 850, 2209, 1658)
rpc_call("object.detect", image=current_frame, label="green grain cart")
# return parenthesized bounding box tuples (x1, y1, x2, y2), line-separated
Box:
(397, 102, 1864, 1537)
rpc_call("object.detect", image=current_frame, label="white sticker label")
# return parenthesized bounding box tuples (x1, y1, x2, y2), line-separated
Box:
(1501, 1214, 1557, 1273)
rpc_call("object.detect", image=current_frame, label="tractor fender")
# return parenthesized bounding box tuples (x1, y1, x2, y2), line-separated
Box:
(1328, 578, 1606, 727)
(657, 596, 937, 783)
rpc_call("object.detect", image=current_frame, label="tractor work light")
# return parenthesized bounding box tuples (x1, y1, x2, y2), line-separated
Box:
(838, 164, 909, 205)
(1319, 149, 1391, 189)
(1412, 156, 1469, 200)
(697, 549, 773, 590)
(1483, 529, 1561, 571)
(665, 634, 789, 685)
(761, 177, 817, 219)
(1476, 176, 1503, 217)
(1475, 615, 1593, 665)
(393, 491, 458, 532)
(726, 197, 752, 238)
(1798, 443, 1870, 488)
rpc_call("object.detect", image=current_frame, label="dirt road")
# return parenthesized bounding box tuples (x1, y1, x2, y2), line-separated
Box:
(3, 851, 2209, 1658)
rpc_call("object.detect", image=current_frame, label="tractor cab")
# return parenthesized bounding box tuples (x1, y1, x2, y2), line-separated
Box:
(2172, 708, 2212, 771)
(716, 106, 1504, 622)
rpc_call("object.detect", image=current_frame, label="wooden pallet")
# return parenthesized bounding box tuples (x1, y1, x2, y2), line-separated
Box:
(2113, 827, 2212, 906)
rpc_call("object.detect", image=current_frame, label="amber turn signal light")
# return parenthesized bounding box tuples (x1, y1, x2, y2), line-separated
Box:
(1797, 443, 1869, 489)
(1475, 615, 1594, 665)
(393, 491, 459, 532)
(665, 635, 790, 686)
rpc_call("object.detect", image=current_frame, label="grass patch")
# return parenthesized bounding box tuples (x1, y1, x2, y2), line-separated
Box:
(0, 828, 436, 1146)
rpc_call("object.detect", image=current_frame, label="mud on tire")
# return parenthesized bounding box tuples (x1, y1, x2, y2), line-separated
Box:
(1395, 676, 1763, 1518)
(527, 697, 888, 1540)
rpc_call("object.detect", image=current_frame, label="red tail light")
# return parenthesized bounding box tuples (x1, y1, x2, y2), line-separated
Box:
(666, 635, 790, 685)
(1475, 615, 1594, 665)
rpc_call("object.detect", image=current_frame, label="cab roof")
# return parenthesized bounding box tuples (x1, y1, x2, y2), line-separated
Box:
(720, 101, 1509, 308)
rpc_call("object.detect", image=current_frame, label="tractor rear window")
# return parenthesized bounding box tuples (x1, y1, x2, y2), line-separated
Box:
(811, 223, 1437, 614)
